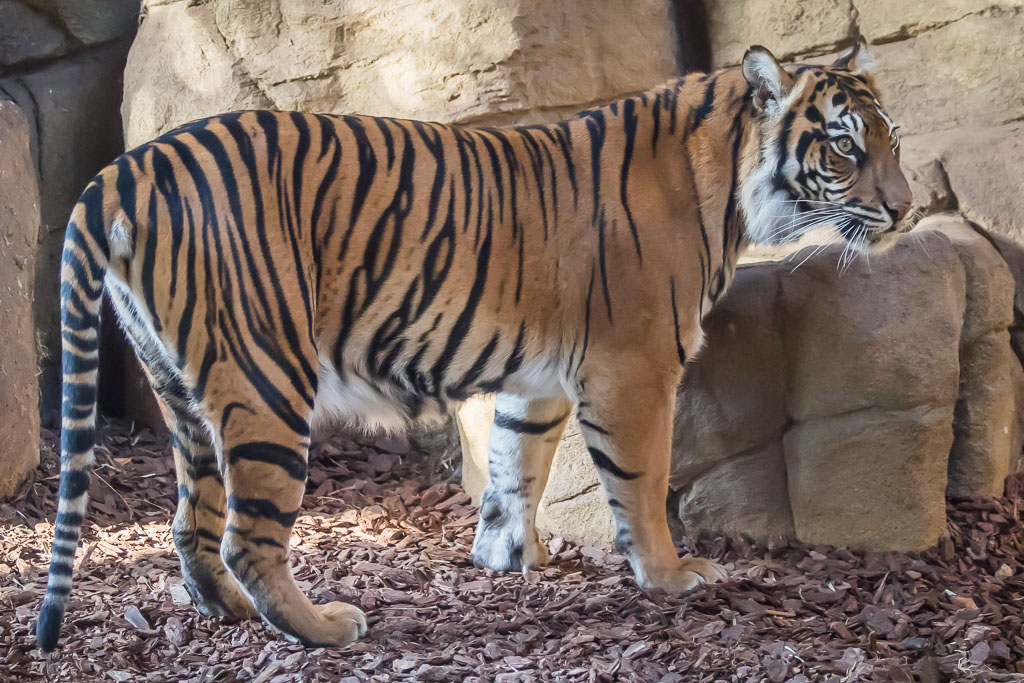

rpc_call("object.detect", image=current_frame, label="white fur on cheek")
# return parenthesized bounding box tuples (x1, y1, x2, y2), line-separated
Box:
(737, 75, 815, 245)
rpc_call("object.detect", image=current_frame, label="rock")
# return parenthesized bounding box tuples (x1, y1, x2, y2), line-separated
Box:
(672, 265, 787, 484)
(0, 0, 67, 67)
(918, 215, 1020, 496)
(784, 404, 952, 551)
(707, 0, 853, 68)
(898, 147, 955, 218)
(0, 97, 41, 497)
(121, 1, 271, 148)
(770, 233, 965, 550)
(1, 38, 134, 424)
(855, 0, 998, 43)
(781, 233, 965, 422)
(123, 0, 683, 145)
(901, 125, 1024, 245)
(671, 264, 793, 539)
(970, 222, 1024, 367)
(848, 10, 1024, 135)
(676, 443, 795, 540)
(536, 485, 616, 551)
(51, 0, 139, 45)
(749, 4, 1024, 136)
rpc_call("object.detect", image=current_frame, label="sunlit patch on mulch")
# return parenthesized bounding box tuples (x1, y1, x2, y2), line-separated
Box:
(1, 424, 1023, 681)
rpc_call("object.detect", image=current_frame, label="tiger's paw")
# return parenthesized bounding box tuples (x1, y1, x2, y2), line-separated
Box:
(470, 524, 548, 573)
(639, 557, 728, 593)
(308, 602, 368, 647)
(183, 568, 258, 621)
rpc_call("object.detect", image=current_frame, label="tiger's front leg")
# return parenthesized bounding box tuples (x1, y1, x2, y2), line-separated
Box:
(576, 357, 728, 592)
(470, 394, 571, 572)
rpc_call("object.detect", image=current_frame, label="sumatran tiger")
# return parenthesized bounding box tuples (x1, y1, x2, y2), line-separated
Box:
(38, 39, 911, 650)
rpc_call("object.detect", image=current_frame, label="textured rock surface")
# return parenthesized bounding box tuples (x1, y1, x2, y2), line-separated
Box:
(784, 405, 952, 551)
(0, 0, 67, 67)
(0, 98, 41, 497)
(122, 0, 682, 146)
(920, 216, 1019, 497)
(778, 233, 965, 551)
(707, 0, 852, 68)
(26, 0, 140, 45)
(676, 443, 795, 540)
(901, 125, 1024, 245)
(864, 9, 1024, 135)
(1, 38, 135, 424)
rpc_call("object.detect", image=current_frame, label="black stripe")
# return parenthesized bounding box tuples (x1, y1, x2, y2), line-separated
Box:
(669, 277, 688, 366)
(619, 97, 642, 261)
(589, 447, 641, 480)
(578, 418, 609, 435)
(691, 75, 718, 131)
(227, 496, 299, 527)
(494, 411, 568, 435)
(228, 443, 308, 481)
(58, 469, 90, 500)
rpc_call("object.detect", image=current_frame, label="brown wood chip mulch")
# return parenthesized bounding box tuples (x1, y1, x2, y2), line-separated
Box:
(1, 423, 1023, 682)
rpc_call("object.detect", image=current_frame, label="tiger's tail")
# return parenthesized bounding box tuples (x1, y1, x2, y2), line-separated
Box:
(37, 178, 113, 653)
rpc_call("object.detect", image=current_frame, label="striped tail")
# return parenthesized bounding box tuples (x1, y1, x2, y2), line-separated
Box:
(37, 179, 112, 653)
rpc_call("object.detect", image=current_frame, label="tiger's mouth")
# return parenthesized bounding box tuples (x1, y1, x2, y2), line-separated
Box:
(837, 209, 917, 253)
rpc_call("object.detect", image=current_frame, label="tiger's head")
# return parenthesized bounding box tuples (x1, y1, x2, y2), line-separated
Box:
(737, 38, 913, 253)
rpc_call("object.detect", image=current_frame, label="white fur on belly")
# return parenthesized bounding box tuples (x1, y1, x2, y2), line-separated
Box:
(311, 359, 416, 434)
(311, 353, 567, 434)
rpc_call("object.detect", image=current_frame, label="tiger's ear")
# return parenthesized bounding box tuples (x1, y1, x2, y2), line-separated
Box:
(832, 36, 877, 75)
(742, 46, 793, 116)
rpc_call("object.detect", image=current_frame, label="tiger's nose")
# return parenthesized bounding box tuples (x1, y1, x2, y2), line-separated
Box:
(884, 201, 911, 224)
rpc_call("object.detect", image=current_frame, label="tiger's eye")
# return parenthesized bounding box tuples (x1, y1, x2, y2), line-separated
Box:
(834, 136, 855, 154)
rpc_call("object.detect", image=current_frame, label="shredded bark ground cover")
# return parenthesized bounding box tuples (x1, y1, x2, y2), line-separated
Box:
(1, 424, 1023, 681)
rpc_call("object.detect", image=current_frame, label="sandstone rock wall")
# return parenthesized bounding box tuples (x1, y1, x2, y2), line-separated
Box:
(0, 0, 139, 427)
(123, 0, 683, 146)
(0, 98, 41, 498)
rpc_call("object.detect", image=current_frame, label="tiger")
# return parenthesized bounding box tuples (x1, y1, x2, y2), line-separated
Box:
(38, 38, 911, 650)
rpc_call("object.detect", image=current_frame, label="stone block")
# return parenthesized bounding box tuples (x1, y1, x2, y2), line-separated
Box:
(0, 97, 41, 497)
(784, 405, 952, 551)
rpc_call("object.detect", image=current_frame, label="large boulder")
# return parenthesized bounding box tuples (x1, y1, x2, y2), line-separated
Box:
(122, 0, 683, 146)
(0, 38, 135, 424)
(671, 263, 794, 539)
(462, 219, 1023, 552)
(0, 98, 41, 498)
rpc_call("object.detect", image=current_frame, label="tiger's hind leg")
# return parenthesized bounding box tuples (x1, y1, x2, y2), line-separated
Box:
(215, 402, 366, 647)
(576, 357, 728, 592)
(167, 412, 256, 620)
(470, 394, 571, 572)
(109, 286, 255, 619)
